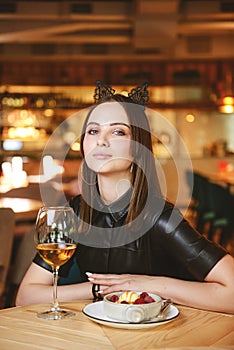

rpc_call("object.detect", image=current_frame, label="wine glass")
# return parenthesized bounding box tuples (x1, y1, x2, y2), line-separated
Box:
(35, 206, 77, 320)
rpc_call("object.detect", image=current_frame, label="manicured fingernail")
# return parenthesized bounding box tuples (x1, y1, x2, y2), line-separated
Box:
(86, 272, 93, 277)
(98, 290, 103, 294)
(88, 277, 94, 281)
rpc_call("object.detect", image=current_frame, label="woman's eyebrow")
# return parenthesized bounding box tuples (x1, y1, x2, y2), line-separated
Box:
(110, 122, 130, 128)
(87, 122, 99, 126)
(87, 122, 130, 128)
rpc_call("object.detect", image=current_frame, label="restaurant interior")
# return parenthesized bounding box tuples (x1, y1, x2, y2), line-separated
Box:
(0, 0, 234, 310)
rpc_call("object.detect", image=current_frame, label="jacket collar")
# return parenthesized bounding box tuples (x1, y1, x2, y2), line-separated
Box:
(94, 186, 132, 222)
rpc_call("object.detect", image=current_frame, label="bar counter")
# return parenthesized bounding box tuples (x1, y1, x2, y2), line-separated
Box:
(0, 301, 233, 349)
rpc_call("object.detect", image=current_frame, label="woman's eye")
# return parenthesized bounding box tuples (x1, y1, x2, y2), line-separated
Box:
(113, 129, 126, 136)
(87, 129, 98, 135)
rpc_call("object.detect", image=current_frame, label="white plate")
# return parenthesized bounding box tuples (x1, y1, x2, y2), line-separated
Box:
(82, 301, 179, 329)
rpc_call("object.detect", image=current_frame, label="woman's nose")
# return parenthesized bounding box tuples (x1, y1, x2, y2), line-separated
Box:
(97, 133, 109, 147)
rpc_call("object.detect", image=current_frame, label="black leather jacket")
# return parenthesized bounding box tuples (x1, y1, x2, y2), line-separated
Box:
(34, 191, 227, 284)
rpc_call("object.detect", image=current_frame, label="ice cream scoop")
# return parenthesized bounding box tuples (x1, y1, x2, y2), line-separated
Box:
(118, 291, 139, 303)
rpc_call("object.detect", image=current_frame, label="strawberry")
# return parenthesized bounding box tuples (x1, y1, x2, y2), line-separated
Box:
(144, 295, 155, 303)
(133, 298, 145, 304)
(140, 292, 149, 299)
(109, 295, 119, 302)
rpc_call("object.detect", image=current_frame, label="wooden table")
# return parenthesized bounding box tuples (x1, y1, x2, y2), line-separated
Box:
(0, 197, 42, 221)
(0, 301, 233, 349)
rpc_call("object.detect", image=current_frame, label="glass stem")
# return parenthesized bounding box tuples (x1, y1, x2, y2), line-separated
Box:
(52, 266, 59, 311)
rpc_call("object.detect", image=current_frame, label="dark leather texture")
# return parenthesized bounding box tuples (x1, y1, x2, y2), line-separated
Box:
(33, 192, 227, 284)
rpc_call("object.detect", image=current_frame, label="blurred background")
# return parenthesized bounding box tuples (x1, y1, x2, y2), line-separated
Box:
(0, 0, 234, 160)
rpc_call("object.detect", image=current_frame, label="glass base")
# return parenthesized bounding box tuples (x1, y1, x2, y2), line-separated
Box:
(37, 307, 75, 320)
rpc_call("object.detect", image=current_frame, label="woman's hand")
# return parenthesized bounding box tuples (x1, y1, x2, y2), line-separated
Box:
(86, 272, 158, 296)
(87, 256, 234, 314)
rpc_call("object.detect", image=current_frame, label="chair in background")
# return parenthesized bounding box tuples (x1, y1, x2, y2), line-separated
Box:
(5, 227, 36, 307)
(186, 170, 234, 253)
(186, 171, 215, 235)
(207, 182, 234, 248)
(0, 208, 15, 308)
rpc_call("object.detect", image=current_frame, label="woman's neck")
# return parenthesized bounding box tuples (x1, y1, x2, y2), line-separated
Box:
(97, 172, 131, 204)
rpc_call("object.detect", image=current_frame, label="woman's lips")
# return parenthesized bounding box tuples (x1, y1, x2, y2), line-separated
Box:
(93, 153, 112, 160)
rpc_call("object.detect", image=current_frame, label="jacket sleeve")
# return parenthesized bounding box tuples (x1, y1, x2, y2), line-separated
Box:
(153, 203, 227, 281)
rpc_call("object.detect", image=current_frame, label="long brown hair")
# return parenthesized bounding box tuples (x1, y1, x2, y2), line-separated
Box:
(79, 94, 162, 231)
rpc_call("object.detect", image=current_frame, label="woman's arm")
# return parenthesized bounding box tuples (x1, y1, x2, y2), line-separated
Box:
(87, 254, 234, 314)
(15, 262, 93, 306)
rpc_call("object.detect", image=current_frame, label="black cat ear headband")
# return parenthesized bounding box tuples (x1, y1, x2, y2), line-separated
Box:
(94, 80, 149, 105)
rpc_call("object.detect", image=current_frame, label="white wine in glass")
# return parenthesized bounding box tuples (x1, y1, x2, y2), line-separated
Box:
(35, 206, 77, 320)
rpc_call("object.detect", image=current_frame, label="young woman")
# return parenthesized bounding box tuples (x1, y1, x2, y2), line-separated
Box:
(16, 82, 234, 314)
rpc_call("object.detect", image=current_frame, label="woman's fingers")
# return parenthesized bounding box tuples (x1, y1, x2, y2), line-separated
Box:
(92, 277, 131, 287)
(86, 273, 156, 296)
(86, 272, 129, 280)
(86, 272, 131, 284)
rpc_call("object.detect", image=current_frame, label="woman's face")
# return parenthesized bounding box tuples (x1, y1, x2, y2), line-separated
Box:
(83, 102, 133, 175)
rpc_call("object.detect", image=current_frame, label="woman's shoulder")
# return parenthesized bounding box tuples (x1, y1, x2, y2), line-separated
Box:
(150, 196, 177, 218)
(147, 196, 184, 231)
